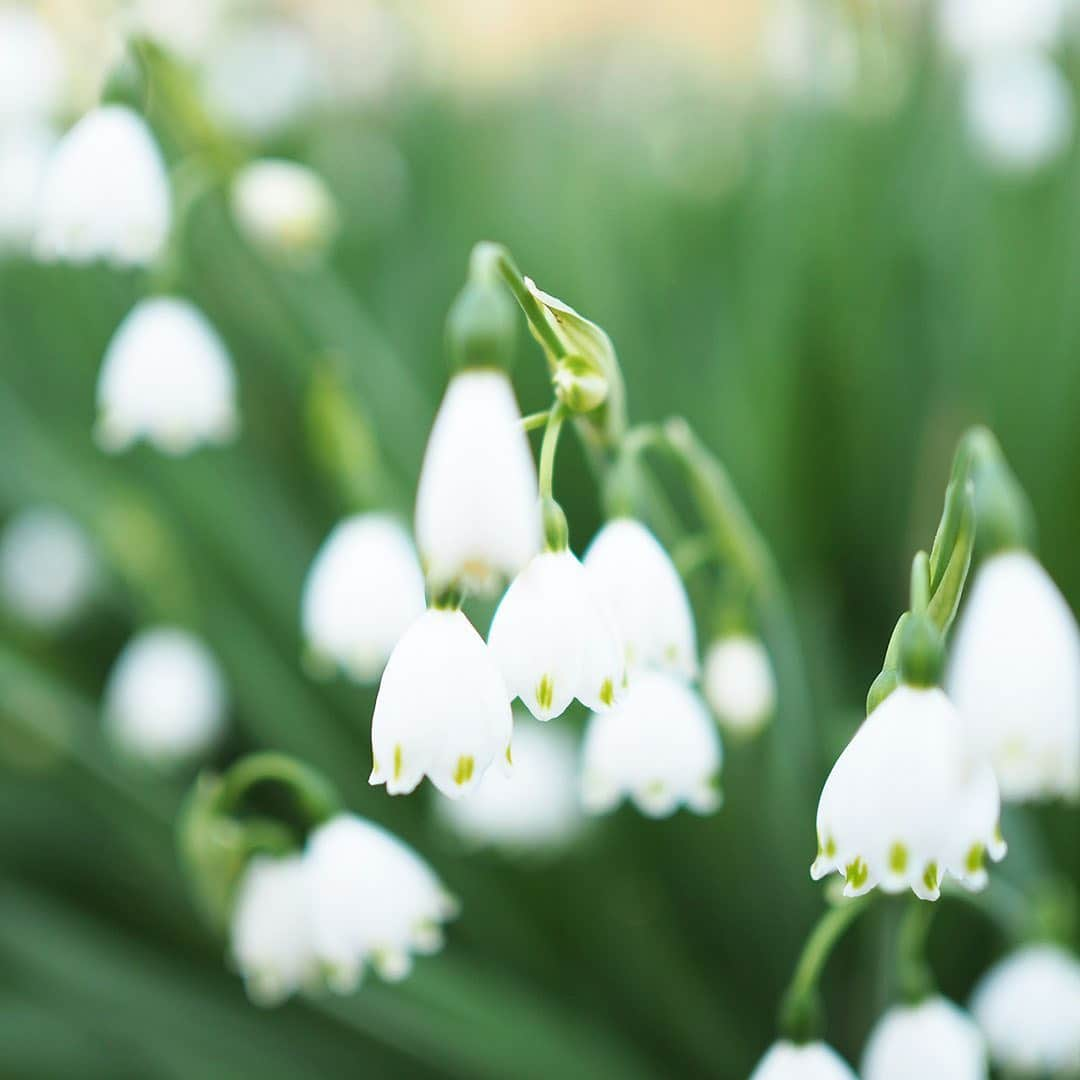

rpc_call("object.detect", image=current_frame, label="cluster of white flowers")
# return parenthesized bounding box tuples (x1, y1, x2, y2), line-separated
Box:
(230, 814, 455, 1004)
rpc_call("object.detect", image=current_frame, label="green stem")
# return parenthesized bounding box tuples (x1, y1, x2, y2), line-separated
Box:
(520, 409, 552, 433)
(910, 551, 930, 615)
(219, 752, 342, 827)
(538, 404, 567, 501)
(896, 899, 936, 1003)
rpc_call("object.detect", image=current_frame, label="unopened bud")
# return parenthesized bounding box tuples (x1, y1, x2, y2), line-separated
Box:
(446, 275, 517, 373)
(553, 353, 609, 413)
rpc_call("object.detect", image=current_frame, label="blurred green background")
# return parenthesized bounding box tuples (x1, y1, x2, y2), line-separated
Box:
(1, 2, 1079, 1076)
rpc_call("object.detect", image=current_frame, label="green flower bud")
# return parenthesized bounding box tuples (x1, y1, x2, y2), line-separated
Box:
(445, 275, 517, 373)
(553, 353, 609, 414)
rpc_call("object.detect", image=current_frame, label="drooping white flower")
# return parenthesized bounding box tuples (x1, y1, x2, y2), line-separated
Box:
(947, 550, 1080, 802)
(970, 944, 1080, 1076)
(370, 607, 512, 798)
(305, 814, 456, 989)
(964, 53, 1073, 174)
(231, 158, 337, 261)
(0, 8, 64, 122)
(862, 997, 988, 1080)
(103, 627, 228, 765)
(0, 122, 56, 252)
(96, 297, 238, 455)
(301, 514, 426, 684)
(414, 369, 540, 594)
(811, 685, 1006, 900)
(749, 1040, 857, 1080)
(581, 670, 721, 817)
(488, 548, 625, 721)
(703, 634, 776, 737)
(230, 854, 317, 1006)
(34, 105, 171, 267)
(0, 506, 97, 630)
(583, 517, 698, 680)
(938, 0, 1066, 61)
(436, 718, 584, 852)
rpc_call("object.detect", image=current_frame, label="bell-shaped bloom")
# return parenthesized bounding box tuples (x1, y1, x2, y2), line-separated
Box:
(301, 514, 426, 684)
(436, 718, 584, 852)
(812, 685, 1006, 900)
(305, 814, 456, 989)
(96, 297, 239, 455)
(970, 944, 1080, 1076)
(938, 0, 1066, 61)
(703, 634, 776, 737)
(964, 53, 1072, 174)
(415, 369, 540, 594)
(0, 506, 97, 630)
(35, 105, 171, 267)
(581, 670, 721, 817)
(231, 158, 337, 262)
(488, 549, 625, 721)
(862, 997, 988, 1080)
(230, 854, 317, 1006)
(0, 122, 56, 252)
(0, 8, 64, 122)
(749, 1040, 857, 1080)
(103, 627, 228, 765)
(370, 607, 512, 798)
(947, 551, 1080, 802)
(583, 517, 698, 680)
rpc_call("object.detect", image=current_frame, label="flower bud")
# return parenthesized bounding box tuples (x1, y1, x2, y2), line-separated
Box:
(446, 274, 517, 373)
(553, 353, 608, 414)
(703, 634, 776, 737)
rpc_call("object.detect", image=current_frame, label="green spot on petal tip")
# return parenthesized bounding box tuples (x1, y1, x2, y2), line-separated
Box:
(453, 755, 475, 785)
(536, 674, 554, 712)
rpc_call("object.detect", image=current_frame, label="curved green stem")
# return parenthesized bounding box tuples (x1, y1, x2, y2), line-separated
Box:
(219, 751, 342, 828)
(538, 404, 567, 501)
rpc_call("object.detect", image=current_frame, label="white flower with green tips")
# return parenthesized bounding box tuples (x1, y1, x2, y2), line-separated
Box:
(947, 550, 1080, 802)
(305, 815, 456, 990)
(488, 548, 624, 721)
(370, 607, 512, 798)
(862, 997, 987, 1080)
(703, 633, 776, 736)
(749, 1040, 857, 1080)
(415, 369, 540, 594)
(811, 685, 1006, 900)
(581, 670, 721, 817)
(301, 514, 426, 684)
(583, 517, 698, 680)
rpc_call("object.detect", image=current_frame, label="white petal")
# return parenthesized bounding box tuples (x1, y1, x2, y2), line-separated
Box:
(703, 634, 776, 736)
(862, 997, 988, 1080)
(0, 8, 65, 122)
(749, 1040, 857, 1080)
(415, 370, 540, 594)
(0, 121, 56, 252)
(231, 158, 336, 260)
(301, 514, 425, 684)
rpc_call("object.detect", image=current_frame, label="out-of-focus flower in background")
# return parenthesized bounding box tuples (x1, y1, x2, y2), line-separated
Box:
(861, 997, 988, 1080)
(0, 5, 65, 121)
(749, 1039, 857, 1080)
(703, 633, 776, 737)
(938, 0, 1067, 62)
(0, 122, 56, 253)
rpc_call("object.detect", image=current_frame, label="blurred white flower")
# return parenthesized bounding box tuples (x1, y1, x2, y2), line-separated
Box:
(230, 854, 316, 1006)
(34, 105, 171, 267)
(120, 0, 228, 61)
(811, 686, 1006, 900)
(104, 627, 228, 765)
(0, 7, 64, 121)
(301, 513, 426, 684)
(435, 718, 583, 852)
(415, 369, 540, 595)
(488, 549, 624, 721)
(96, 297, 239, 455)
(203, 20, 323, 137)
(749, 1040, 857, 1080)
(964, 53, 1073, 174)
(971, 944, 1080, 1076)
(581, 670, 721, 817)
(862, 997, 988, 1080)
(703, 634, 776, 737)
(231, 158, 337, 262)
(939, 0, 1066, 61)
(0, 122, 56, 253)
(947, 551, 1080, 801)
(583, 517, 698, 680)
(370, 607, 512, 798)
(0, 506, 97, 630)
(761, 0, 857, 107)
(305, 814, 456, 989)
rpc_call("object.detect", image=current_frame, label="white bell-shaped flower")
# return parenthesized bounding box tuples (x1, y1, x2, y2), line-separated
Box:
(0, 8, 64, 122)
(231, 158, 337, 261)
(862, 997, 988, 1080)
(96, 297, 239, 455)
(370, 607, 512, 798)
(964, 53, 1072, 174)
(103, 627, 227, 765)
(811, 685, 1006, 900)
(703, 634, 776, 737)
(301, 514, 426, 684)
(970, 944, 1080, 1076)
(749, 1040, 857, 1080)
(0, 122, 56, 253)
(581, 670, 721, 817)
(583, 517, 698, 680)
(947, 551, 1080, 802)
(0, 506, 97, 630)
(938, 0, 1066, 61)
(35, 105, 171, 267)
(436, 718, 584, 852)
(414, 369, 540, 594)
(488, 548, 625, 721)
(230, 854, 317, 1006)
(305, 814, 456, 989)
